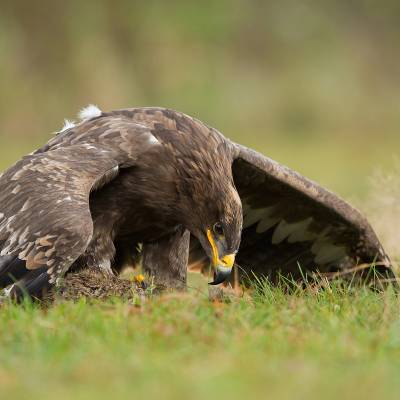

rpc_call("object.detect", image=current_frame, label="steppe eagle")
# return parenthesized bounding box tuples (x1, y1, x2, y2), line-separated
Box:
(0, 105, 393, 299)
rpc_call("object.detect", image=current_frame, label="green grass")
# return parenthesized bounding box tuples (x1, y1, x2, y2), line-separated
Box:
(1, 280, 400, 400)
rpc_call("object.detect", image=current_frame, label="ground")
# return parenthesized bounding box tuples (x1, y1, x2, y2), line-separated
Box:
(1, 277, 400, 400)
(1, 148, 399, 400)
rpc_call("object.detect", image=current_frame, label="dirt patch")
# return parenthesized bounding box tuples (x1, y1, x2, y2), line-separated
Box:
(44, 268, 148, 303)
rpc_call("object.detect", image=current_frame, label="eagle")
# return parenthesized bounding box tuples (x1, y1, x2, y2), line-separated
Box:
(0, 105, 393, 300)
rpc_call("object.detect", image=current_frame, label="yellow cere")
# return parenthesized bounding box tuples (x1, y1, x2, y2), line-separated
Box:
(220, 254, 235, 269)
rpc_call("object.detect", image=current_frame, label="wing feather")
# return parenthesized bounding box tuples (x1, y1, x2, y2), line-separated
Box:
(0, 116, 160, 297)
(232, 143, 393, 282)
(0, 146, 119, 285)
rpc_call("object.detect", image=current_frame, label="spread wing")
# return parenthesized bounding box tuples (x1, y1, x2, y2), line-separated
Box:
(231, 144, 393, 283)
(0, 116, 159, 299)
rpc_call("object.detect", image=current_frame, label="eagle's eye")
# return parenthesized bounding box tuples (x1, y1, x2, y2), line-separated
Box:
(213, 222, 224, 236)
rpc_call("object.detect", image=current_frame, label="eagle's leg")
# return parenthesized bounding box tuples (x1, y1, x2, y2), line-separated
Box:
(142, 227, 190, 291)
(113, 240, 140, 274)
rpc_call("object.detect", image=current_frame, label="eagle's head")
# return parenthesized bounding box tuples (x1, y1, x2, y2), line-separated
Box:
(203, 184, 243, 285)
(176, 139, 243, 284)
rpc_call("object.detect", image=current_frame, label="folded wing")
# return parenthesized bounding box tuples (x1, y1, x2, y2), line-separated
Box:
(0, 116, 159, 299)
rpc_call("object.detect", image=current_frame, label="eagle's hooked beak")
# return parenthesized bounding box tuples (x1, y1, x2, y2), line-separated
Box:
(206, 229, 236, 285)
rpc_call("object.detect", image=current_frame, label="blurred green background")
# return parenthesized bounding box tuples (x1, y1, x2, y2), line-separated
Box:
(1, 0, 399, 198)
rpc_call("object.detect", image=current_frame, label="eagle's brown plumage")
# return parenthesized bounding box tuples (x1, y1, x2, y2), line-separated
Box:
(0, 106, 394, 299)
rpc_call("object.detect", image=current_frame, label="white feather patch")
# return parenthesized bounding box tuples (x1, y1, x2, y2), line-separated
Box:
(60, 119, 76, 133)
(83, 144, 97, 150)
(11, 185, 21, 195)
(78, 104, 102, 120)
(20, 199, 32, 212)
(147, 133, 160, 145)
(18, 226, 30, 245)
(3, 284, 15, 298)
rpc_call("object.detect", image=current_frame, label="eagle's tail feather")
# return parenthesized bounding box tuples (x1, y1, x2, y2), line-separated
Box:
(8, 268, 50, 301)
(0, 254, 29, 288)
(0, 250, 51, 301)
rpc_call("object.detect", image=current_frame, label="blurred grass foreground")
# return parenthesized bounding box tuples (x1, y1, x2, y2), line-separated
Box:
(2, 281, 400, 400)
(1, 1, 400, 197)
